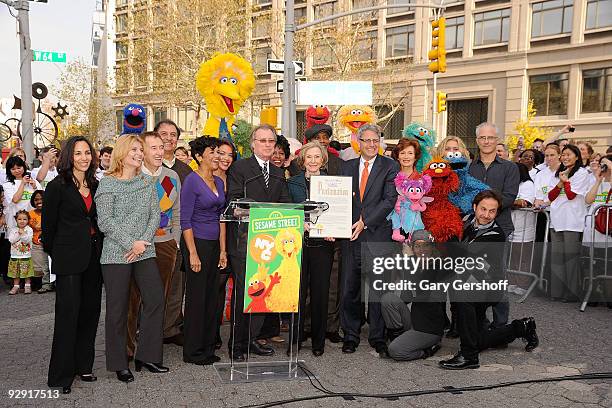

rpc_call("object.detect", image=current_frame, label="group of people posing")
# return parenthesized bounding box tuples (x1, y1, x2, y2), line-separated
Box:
(2, 116, 608, 393)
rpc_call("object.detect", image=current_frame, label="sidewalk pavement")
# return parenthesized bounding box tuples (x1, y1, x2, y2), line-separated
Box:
(0, 283, 610, 408)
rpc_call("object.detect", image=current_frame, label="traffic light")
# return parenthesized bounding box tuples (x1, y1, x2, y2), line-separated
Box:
(437, 91, 447, 112)
(260, 107, 278, 128)
(428, 17, 446, 74)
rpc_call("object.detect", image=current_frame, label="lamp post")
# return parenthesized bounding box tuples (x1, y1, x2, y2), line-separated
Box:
(281, 2, 446, 139)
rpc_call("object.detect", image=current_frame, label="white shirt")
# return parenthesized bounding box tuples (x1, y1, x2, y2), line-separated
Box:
(2, 179, 43, 229)
(510, 180, 536, 242)
(528, 167, 539, 180)
(254, 155, 270, 181)
(359, 156, 377, 187)
(534, 166, 555, 202)
(549, 167, 592, 232)
(583, 180, 612, 248)
(31, 166, 58, 190)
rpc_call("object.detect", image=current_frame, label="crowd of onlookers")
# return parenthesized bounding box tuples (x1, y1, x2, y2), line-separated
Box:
(0, 118, 609, 393)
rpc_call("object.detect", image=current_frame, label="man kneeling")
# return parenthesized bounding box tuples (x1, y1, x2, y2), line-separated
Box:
(439, 190, 539, 370)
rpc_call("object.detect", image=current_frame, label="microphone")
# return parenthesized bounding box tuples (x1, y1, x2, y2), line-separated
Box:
(242, 173, 264, 199)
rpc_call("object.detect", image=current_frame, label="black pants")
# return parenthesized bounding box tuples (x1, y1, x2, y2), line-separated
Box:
(48, 241, 102, 388)
(102, 258, 164, 371)
(341, 241, 386, 347)
(183, 238, 220, 362)
(292, 241, 334, 350)
(215, 264, 231, 343)
(228, 251, 264, 353)
(456, 302, 524, 360)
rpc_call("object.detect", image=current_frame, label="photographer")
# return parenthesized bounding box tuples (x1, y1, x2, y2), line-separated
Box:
(439, 190, 539, 370)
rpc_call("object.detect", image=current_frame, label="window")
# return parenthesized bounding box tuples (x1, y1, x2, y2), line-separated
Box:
(532, 0, 573, 38)
(582, 68, 612, 112)
(445, 16, 464, 50)
(116, 41, 128, 59)
(353, 0, 377, 20)
(313, 41, 335, 67)
(295, 6, 307, 24)
(116, 0, 127, 7)
(154, 107, 168, 124)
(132, 62, 148, 89)
(387, 0, 413, 15)
(313, 2, 337, 26)
(254, 0, 272, 5)
(177, 108, 195, 132)
(529, 73, 569, 116)
(115, 13, 127, 32)
(254, 47, 272, 72)
(473, 9, 511, 46)
(385, 25, 414, 58)
(252, 14, 270, 38)
(115, 65, 128, 92)
(356, 30, 377, 61)
(586, 0, 612, 29)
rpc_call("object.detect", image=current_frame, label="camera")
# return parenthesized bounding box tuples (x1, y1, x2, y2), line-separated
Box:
(602, 163, 609, 173)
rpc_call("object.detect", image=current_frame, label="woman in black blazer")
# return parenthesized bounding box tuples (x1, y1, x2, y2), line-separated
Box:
(43, 136, 103, 394)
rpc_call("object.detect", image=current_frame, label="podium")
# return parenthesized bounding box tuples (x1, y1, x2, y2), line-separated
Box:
(214, 200, 329, 383)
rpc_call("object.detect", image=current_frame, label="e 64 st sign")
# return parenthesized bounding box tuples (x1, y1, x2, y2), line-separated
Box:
(32, 50, 66, 63)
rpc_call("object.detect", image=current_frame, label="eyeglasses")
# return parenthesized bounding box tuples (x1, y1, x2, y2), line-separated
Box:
(359, 138, 380, 145)
(477, 136, 498, 142)
(255, 138, 276, 144)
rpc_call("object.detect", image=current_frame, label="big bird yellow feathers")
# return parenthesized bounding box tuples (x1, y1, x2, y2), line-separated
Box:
(195, 53, 255, 140)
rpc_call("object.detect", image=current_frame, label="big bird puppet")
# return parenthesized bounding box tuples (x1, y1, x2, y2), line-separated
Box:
(338, 105, 379, 160)
(195, 53, 255, 144)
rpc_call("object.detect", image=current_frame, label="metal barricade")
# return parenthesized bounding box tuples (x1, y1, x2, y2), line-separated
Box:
(506, 208, 550, 303)
(580, 203, 612, 312)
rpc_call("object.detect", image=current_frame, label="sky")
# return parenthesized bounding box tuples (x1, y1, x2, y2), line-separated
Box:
(0, 0, 97, 98)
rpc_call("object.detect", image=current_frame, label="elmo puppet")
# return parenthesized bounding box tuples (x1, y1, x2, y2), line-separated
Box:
(421, 157, 463, 242)
(305, 104, 330, 129)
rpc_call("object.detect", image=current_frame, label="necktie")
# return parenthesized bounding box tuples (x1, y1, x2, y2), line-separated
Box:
(262, 162, 269, 187)
(360, 161, 369, 200)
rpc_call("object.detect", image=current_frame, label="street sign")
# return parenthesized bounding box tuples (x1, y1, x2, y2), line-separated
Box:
(266, 59, 304, 76)
(32, 50, 66, 63)
(276, 78, 306, 93)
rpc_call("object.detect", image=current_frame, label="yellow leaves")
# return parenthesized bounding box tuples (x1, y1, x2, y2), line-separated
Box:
(506, 100, 553, 151)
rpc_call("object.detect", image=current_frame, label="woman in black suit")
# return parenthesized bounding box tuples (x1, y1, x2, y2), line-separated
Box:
(287, 141, 335, 356)
(43, 136, 103, 394)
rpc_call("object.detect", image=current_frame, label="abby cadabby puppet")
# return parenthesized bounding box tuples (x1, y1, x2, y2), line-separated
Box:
(387, 173, 433, 242)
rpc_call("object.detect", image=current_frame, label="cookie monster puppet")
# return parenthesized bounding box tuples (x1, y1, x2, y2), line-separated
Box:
(402, 122, 435, 172)
(122, 103, 146, 134)
(444, 151, 490, 215)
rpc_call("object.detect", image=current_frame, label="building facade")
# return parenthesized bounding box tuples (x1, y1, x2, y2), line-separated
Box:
(104, 0, 612, 151)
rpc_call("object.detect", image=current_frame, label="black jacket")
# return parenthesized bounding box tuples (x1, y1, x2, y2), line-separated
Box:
(41, 177, 101, 276)
(226, 156, 291, 255)
(342, 155, 399, 243)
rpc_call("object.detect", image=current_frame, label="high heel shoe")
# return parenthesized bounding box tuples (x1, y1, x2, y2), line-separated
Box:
(116, 369, 134, 383)
(79, 374, 97, 382)
(134, 360, 169, 373)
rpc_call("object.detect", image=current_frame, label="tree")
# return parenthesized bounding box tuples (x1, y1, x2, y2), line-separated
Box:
(117, 0, 252, 136)
(52, 58, 114, 145)
(506, 99, 553, 152)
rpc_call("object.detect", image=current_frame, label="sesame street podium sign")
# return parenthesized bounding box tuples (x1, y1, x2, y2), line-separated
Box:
(244, 208, 304, 313)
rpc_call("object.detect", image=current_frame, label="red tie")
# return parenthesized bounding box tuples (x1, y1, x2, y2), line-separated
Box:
(360, 161, 369, 200)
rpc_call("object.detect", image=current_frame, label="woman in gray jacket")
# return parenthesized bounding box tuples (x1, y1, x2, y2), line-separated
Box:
(95, 134, 168, 383)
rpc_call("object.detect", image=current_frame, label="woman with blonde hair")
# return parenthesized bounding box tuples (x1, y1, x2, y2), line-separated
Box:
(287, 141, 334, 356)
(95, 135, 167, 383)
(435, 135, 471, 160)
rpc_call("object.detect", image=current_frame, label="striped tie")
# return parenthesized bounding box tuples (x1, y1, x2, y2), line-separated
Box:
(262, 162, 269, 187)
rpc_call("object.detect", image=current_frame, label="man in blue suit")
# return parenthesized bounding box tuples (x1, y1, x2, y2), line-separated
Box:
(340, 124, 399, 357)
